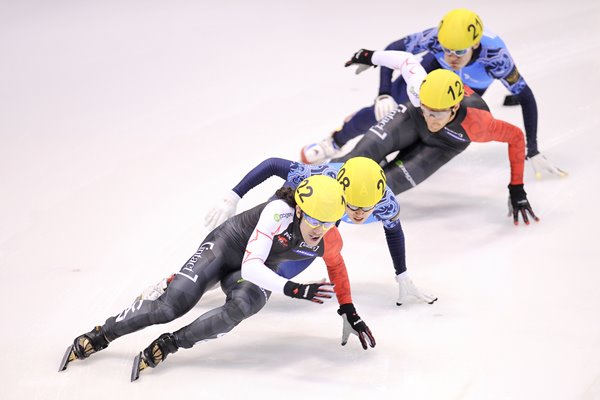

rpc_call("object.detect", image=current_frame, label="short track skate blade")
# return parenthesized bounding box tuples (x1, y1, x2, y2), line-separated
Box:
(58, 345, 76, 372)
(131, 352, 144, 382)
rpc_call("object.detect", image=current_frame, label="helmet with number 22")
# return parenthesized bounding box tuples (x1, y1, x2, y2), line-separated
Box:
(294, 175, 346, 222)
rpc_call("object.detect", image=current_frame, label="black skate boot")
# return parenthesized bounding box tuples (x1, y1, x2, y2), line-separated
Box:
(58, 326, 110, 372)
(131, 333, 179, 381)
(503, 94, 520, 106)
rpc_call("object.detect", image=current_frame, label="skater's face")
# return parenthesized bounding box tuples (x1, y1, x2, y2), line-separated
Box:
(420, 104, 459, 132)
(442, 43, 478, 70)
(296, 207, 335, 247)
(345, 203, 376, 224)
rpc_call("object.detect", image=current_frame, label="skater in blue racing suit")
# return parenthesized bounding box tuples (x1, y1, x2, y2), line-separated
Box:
(203, 156, 437, 306)
(300, 8, 566, 179)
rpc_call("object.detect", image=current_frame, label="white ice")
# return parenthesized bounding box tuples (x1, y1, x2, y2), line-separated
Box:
(1, 1, 600, 399)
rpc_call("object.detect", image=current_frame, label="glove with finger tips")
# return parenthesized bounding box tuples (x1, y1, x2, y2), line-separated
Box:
(337, 303, 376, 350)
(396, 272, 437, 306)
(527, 153, 568, 179)
(344, 49, 377, 74)
(374, 94, 398, 121)
(137, 274, 175, 301)
(283, 281, 334, 304)
(507, 184, 540, 226)
(203, 190, 241, 230)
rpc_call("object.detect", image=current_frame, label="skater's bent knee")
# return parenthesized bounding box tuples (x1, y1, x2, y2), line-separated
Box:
(225, 297, 263, 323)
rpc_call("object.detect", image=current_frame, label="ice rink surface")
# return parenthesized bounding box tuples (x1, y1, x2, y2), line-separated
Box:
(1, 0, 600, 399)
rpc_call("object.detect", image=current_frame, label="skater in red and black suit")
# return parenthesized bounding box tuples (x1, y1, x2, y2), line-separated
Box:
(334, 60, 539, 226)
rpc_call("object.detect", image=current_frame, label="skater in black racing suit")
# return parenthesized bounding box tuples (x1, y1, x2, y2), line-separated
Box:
(59, 175, 375, 380)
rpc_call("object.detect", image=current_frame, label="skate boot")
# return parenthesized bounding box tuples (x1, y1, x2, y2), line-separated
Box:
(131, 333, 179, 381)
(503, 94, 520, 106)
(58, 326, 110, 371)
(300, 136, 341, 164)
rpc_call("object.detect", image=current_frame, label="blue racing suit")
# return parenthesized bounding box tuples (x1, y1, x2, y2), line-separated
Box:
(231, 158, 407, 278)
(335, 28, 539, 157)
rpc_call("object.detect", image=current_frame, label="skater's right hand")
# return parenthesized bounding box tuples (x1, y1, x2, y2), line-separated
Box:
(344, 49, 376, 75)
(283, 280, 334, 304)
(338, 303, 376, 350)
(204, 190, 241, 230)
(507, 184, 540, 226)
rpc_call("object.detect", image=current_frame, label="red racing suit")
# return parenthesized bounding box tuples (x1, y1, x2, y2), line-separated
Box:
(334, 86, 526, 194)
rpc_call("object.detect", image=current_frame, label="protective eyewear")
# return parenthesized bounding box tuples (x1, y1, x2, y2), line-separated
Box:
(346, 204, 376, 212)
(302, 213, 336, 230)
(420, 105, 453, 119)
(441, 47, 470, 57)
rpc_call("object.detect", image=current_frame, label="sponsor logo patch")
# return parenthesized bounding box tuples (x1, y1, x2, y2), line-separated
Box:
(443, 127, 467, 141)
(300, 241, 319, 251)
(294, 249, 318, 257)
(505, 66, 521, 85)
(274, 212, 293, 222)
(277, 236, 289, 247)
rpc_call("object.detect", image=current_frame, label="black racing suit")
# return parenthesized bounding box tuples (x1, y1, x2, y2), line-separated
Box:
(334, 88, 526, 194)
(100, 202, 329, 349)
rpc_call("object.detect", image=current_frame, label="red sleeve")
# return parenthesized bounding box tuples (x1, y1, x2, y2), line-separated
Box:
(322, 227, 352, 305)
(461, 107, 526, 185)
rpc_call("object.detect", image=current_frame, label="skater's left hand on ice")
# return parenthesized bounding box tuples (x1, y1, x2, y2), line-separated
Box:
(337, 303, 375, 350)
(396, 271, 437, 306)
(507, 184, 540, 226)
(374, 94, 399, 121)
(204, 190, 241, 230)
(527, 153, 568, 179)
(344, 49, 376, 75)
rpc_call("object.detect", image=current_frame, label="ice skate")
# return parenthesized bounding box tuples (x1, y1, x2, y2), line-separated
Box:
(131, 333, 179, 381)
(300, 136, 341, 164)
(58, 326, 109, 371)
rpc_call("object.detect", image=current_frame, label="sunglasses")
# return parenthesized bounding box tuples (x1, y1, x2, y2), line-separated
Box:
(420, 105, 453, 119)
(302, 213, 336, 230)
(346, 204, 376, 212)
(441, 47, 470, 57)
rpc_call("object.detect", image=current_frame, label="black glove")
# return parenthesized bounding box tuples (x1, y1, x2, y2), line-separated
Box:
(344, 49, 377, 74)
(508, 184, 539, 225)
(337, 303, 376, 350)
(283, 281, 334, 304)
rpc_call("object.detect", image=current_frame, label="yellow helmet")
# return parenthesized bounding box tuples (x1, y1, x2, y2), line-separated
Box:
(294, 175, 346, 222)
(337, 157, 386, 207)
(438, 8, 484, 50)
(419, 69, 464, 109)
